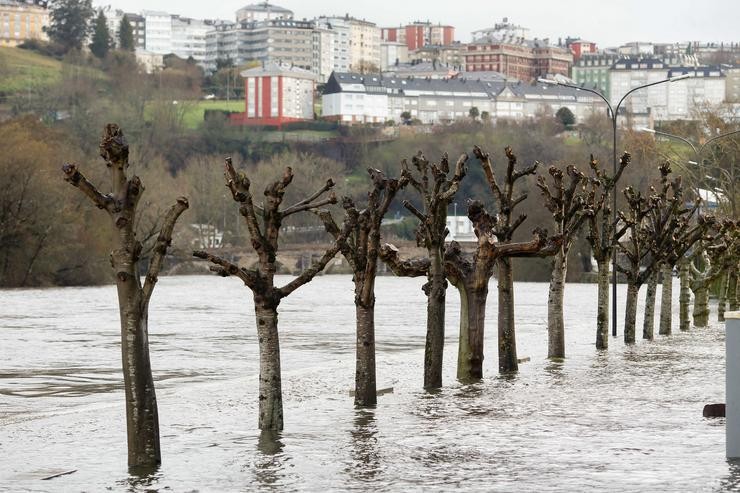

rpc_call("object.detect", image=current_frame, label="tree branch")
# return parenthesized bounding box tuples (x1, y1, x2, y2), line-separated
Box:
(142, 197, 189, 302)
(379, 243, 430, 277)
(62, 163, 114, 212)
(193, 250, 258, 288)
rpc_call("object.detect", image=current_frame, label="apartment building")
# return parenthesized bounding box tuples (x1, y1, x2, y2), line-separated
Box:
(230, 62, 317, 125)
(348, 17, 380, 71)
(379, 41, 408, 70)
(204, 18, 315, 72)
(103, 8, 145, 50)
(321, 72, 602, 125)
(609, 58, 726, 127)
(235, 1, 292, 23)
(572, 53, 621, 96)
(0, 0, 48, 47)
(411, 43, 465, 69)
(171, 16, 212, 63)
(464, 18, 572, 81)
(143, 10, 173, 54)
(381, 21, 454, 51)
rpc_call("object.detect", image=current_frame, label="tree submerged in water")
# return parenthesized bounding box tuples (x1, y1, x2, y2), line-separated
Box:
(194, 158, 348, 430)
(62, 124, 189, 469)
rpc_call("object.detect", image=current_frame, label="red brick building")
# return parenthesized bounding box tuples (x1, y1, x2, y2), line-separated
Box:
(567, 39, 597, 61)
(464, 41, 572, 81)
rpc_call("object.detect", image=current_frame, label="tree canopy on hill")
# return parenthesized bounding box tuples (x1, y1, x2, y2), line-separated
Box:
(45, 0, 95, 53)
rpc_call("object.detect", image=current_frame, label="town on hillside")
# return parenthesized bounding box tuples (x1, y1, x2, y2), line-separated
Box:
(2, 0, 739, 129)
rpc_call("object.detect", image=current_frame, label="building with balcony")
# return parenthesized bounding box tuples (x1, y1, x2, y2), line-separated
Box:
(0, 0, 48, 47)
(235, 1, 292, 23)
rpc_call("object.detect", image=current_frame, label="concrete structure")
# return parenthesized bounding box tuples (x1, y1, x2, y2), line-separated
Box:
(725, 66, 740, 103)
(567, 39, 597, 61)
(171, 16, 211, 63)
(411, 43, 465, 70)
(572, 52, 620, 96)
(103, 8, 146, 50)
(379, 41, 408, 70)
(235, 1, 292, 23)
(135, 49, 164, 73)
(321, 71, 603, 125)
(348, 17, 380, 72)
(0, 0, 48, 47)
(726, 311, 740, 458)
(381, 22, 454, 51)
(464, 18, 572, 81)
(446, 215, 476, 243)
(314, 16, 351, 74)
(143, 10, 173, 54)
(204, 18, 315, 73)
(231, 62, 317, 126)
(609, 58, 726, 126)
(382, 60, 458, 79)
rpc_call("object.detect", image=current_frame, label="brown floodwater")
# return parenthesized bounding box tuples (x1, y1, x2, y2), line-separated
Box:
(0, 275, 736, 491)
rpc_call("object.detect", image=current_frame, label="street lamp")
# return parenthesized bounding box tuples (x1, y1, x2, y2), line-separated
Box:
(539, 74, 690, 337)
(639, 127, 740, 216)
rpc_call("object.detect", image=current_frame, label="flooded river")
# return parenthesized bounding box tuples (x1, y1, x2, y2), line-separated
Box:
(0, 275, 736, 491)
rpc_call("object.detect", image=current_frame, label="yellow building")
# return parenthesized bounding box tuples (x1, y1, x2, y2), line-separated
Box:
(0, 0, 49, 47)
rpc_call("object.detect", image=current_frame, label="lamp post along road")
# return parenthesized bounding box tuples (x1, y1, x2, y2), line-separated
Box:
(539, 74, 690, 339)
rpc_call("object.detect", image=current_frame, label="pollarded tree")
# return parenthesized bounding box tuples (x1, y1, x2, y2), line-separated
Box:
(62, 124, 189, 469)
(315, 168, 408, 406)
(616, 163, 690, 342)
(690, 220, 740, 327)
(382, 146, 561, 380)
(473, 146, 542, 373)
(400, 151, 466, 388)
(382, 208, 561, 381)
(194, 158, 347, 430)
(536, 164, 595, 359)
(585, 153, 630, 349)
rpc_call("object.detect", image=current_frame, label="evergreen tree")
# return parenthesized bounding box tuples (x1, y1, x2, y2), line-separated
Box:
(89, 10, 111, 59)
(45, 0, 95, 53)
(556, 106, 576, 127)
(119, 15, 135, 51)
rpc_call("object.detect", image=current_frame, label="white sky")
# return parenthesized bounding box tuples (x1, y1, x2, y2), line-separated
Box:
(95, 0, 740, 48)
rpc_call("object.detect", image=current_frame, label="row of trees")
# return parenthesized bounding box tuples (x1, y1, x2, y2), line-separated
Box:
(63, 122, 738, 470)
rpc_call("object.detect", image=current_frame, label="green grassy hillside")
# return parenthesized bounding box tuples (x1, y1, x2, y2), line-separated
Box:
(0, 47, 63, 93)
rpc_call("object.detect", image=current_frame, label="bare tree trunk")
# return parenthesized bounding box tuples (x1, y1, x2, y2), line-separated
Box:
(548, 249, 567, 358)
(255, 302, 283, 430)
(730, 270, 739, 312)
(624, 282, 639, 344)
(596, 258, 610, 349)
(643, 272, 657, 340)
(498, 258, 518, 373)
(121, 300, 161, 469)
(659, 263, 673, 336)
(424, 249, 445, 389)
(454, 282, 488, 381)
(355, 302, 377, 407)
(693, 286, 710, 327)
(718, 272, 728, 322)
(679, 259, 691, 331)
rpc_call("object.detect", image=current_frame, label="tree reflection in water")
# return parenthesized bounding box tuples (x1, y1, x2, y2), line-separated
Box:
(348, 409, 381, 482)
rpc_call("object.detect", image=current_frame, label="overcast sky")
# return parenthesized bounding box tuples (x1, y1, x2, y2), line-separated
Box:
(95, 0, 739, 48)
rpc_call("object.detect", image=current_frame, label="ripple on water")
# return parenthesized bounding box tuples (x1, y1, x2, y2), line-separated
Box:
(0, 276, 731, 491)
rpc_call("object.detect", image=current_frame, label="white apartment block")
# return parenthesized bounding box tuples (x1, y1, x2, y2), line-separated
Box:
(349, 18, 381, 71)
(322, 72, 607, 125)
(609, 58, 726, 126)
(314, 16, 351, 74)
(143, 10, 173, 54)
(171, 16, 211, 63)
(380, 41, 408, 70)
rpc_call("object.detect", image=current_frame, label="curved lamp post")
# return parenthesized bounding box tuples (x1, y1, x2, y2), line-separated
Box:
(639, 127, 740, 217)
(539, 74, 690, 337)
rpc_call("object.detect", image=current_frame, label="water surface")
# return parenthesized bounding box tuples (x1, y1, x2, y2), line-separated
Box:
(0, 275, 734, 491)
